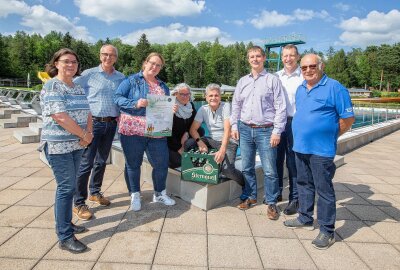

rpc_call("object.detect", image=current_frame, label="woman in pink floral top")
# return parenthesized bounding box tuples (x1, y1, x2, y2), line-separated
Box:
(114, 52, 176, 211)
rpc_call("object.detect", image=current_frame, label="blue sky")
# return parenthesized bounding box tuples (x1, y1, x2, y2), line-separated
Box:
(1, 0, 399, 54)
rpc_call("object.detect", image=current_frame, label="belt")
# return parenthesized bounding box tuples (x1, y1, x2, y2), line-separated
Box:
(243, 122, 273, 128)
(92, 116, 117, 122)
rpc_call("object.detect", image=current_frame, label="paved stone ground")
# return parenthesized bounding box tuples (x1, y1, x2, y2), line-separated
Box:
(0, 126, 399, 270)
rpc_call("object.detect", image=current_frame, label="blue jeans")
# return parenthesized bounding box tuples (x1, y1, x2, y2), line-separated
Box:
(120, 134, 169, 193)
(295, 153, 336, 235)
(75, 120, 117, 206)
(45, 145, 83, 241)
(276, 117, 298, 201)
(239, 121, 279, 204)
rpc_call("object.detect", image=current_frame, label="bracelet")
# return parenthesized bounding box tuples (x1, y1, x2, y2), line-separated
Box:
(81, 130, 87, 139)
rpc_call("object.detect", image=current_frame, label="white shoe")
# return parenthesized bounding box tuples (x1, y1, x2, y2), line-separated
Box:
(131, 192, 141, 211)
(153, 190, 176, 206)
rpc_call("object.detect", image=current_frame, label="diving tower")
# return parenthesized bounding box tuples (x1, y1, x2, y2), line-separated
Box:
(264, 34, 305, 71)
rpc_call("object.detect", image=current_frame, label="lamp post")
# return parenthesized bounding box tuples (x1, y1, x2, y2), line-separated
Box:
(27, 73, 31, 89)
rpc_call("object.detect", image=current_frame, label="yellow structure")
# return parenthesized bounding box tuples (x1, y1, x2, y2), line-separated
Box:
(37, 72, 50, 83)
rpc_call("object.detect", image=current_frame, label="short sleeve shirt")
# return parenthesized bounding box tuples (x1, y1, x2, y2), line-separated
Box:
(40, 78, 90, 154)
(292, 75, 354, 158)
(195, 101, 230, 142)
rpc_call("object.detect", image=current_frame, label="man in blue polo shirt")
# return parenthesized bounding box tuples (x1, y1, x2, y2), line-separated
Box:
(284, 54, 354, 249)
(73, 44, 125, 220)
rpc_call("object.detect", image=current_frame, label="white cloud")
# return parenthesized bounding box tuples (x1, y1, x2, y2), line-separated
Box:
(337, 9, 400, 47)
(224, 19, 244, 26)
(250, 10, 292, 28)
(334, 2, 350, 12)
(0, 0, 94, 42)
(0, 0, 30, 17)
(74, 0, 205, 23)
(20, 5, 94, 42)
(120, 23, 233, 45)
(250, 9, 331, 29)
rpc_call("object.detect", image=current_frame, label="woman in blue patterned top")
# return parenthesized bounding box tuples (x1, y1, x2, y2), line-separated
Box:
(40, 48, 93, 253)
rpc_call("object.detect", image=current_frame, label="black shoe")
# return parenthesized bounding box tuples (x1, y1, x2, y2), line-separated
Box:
(71, 223, 87, 234)
(59, 236, 87, 253)
(284, 200, 299, 215)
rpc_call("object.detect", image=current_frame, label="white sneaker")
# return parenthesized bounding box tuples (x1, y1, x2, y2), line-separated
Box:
(153, 190, 176, 206)
(131, 192, 141, 211)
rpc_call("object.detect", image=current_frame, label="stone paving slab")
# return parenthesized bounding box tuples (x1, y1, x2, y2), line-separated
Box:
(256, 237, 316, 269)
(302, 241, 369, 270)
(33, 260, 95, 270)
(207, 210, 252, 236)
(208, 235, 262, 269)
(0, 126, 399, 269)
(99, 231, 159, 264)
(0, 228, 57, 259)
(348, 242, 400, 269)
(0, 258, 37, 270)
(10, 176, 53, 190)
(154, 233, 207, 267)
(0, 205, 47, 227)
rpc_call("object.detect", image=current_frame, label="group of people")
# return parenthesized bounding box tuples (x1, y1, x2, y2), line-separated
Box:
(40, 43, 354, 254)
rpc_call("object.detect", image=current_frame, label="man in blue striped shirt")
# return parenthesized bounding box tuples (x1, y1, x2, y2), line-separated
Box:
(73, 44, 125, 220)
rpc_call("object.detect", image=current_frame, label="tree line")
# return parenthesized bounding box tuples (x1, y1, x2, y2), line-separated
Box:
(0, 31, 399, 90)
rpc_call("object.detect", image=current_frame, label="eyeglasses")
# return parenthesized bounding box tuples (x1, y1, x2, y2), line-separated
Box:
(300, 64, 318, 71)
(58, 59, 78, 65)
(148, 60, 162, 68)
(101, 53, 117, 58)
(178, 93, 191, 97)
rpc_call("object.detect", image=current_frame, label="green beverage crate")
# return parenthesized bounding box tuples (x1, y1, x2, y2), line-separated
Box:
(181, 149, 221, 184)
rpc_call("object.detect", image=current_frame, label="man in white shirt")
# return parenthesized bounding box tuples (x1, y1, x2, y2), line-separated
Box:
(275, 44, 304, 215)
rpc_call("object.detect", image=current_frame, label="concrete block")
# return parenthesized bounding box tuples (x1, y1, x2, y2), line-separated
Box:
(13, 129, 40, 144)
(19, 102, 32, 109)
(2, 108, 20, 115)
(110, 143, 266, 210)
(8, 98, 18, 105)
(29, 122, 42, 135)
(166, 168, 181, 196)
(110, 142, 125, 169)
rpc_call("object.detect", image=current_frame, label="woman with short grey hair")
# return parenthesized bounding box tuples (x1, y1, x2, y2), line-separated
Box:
(168, 83, 203, 168)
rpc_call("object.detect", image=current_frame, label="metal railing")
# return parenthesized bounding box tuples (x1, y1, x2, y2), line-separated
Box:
(351, 103, 400, 129)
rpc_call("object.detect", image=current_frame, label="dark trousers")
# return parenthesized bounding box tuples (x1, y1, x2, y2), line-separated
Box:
(295, 153, 336, 235)
(74, 120, 117, 206)
(276, 118, 298, 201)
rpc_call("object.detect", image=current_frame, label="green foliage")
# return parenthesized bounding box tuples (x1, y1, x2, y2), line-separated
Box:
(371, 90, 400, 98)
(325, 43, 400, 90)
(1, 31, 399, 90)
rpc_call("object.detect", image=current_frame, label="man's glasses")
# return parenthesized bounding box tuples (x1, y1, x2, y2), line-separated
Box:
(148, 60, 162, 68)
(58, 59, 78, 65)
(300, 64, 318, 71)
(178, 93, 191, 97)
(101, 53, 117, 58)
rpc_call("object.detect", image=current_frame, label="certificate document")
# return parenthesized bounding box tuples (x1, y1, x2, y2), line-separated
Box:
(145, 94, 175, 137)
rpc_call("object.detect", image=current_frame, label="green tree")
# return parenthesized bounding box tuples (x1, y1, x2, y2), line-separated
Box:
(325, 49, 350, 86)
(133, 34, 151, 72)
(0, 34, 12, 77)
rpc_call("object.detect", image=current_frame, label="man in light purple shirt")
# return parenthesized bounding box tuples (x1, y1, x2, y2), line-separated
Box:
(231, 45, 286, 220)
